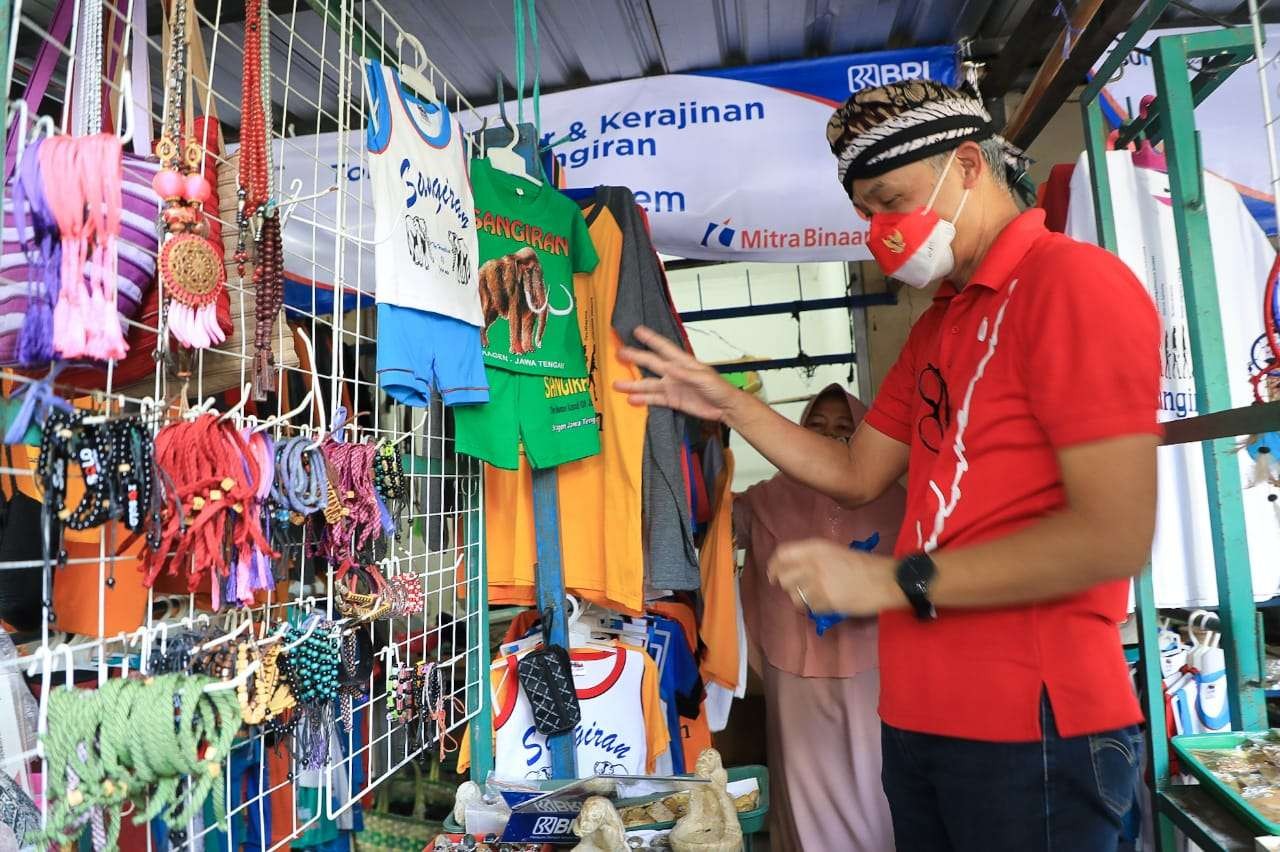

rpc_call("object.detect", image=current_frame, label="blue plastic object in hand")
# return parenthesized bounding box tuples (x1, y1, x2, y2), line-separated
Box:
(807, 532, 880, 636)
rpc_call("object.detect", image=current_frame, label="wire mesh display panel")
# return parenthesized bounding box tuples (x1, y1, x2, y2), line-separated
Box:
(1, 0, 486, 848)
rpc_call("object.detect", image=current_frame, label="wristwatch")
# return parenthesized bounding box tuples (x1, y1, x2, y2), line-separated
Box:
(895, 553, 938, 621)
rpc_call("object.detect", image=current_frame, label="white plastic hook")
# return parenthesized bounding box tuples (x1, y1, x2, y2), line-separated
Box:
(281, 613, 327, 652)
(7, 99, 30, 165)
(26, 646, 53, 758)
(256, 621, 291, 647)
(129, 624, 151, 674)
(184, 395, 217, 421)
(116, 70, 134, 145)
(218, 382, 253, 423)
(277, 178, 340, 229)
(392, 409, 429, 446)
(56, 642, 76, 689)
(203, 658, 260, 693)
(296, 330, 329, 450)
(30, 115, 55, 143)
(487, 116, 537, 184)
(156, 620, 171, 655)
(199, 613, 253, 651)
(254, 386, 314, 433)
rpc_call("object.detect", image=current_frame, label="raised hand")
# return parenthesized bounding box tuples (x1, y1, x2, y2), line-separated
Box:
(616, 325, 742, 422)
(768, 538, 899, 617)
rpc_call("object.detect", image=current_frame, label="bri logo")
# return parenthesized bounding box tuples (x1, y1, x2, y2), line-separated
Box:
(847, 61, 932, 92)
(532, 816, 573, 836)
(700, 219, 736, 249)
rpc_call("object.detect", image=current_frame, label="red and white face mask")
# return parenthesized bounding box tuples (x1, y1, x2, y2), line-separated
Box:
(867, 150, 970, 289)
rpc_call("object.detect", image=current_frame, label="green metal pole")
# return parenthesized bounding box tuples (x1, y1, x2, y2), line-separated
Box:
(1082, 91, 1177, 852)
(1081, 97, 1118, 251)
(1081, 0, 1174, 105)
(467, 474, 495, 783)
(1153, 32, 1266, 732)
(1134, 567, 1179, 851)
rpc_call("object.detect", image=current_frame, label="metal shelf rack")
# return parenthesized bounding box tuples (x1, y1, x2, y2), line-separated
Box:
(1081, 1, 1280, 847)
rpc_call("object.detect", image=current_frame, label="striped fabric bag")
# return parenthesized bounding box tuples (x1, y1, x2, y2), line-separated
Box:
(0, 0, 159, 367)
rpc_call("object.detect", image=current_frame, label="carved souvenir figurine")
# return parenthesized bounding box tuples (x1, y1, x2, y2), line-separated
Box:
(668, 750, 743, 852)
(571, 796, 630, 852)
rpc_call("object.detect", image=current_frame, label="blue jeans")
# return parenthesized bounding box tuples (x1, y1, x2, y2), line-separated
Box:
(880, 693, 1145, 851)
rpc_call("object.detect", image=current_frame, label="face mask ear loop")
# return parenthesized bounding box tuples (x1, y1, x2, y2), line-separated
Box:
(950, 187, 972, 223)
(925, 148, 960, 212)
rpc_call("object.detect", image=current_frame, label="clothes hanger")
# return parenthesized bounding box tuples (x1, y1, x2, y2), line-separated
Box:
(487, 118, 538, 185)
(566, 596, 619, 650)
(486, 73, 539, 185)
(394, 31, 439, 107)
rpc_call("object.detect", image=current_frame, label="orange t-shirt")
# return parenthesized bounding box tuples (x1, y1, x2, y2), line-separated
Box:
(699, 449, 739, 691)
(482, 203, 647, 614)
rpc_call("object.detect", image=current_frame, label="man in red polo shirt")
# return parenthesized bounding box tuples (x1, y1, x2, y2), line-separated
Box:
(618, 80, 1160, 850)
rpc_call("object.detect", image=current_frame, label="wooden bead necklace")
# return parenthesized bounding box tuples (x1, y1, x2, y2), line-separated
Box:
(236, 0, 285, 399)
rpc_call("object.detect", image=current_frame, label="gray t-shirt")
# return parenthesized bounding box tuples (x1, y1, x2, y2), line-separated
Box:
(586, 188, 700, 590)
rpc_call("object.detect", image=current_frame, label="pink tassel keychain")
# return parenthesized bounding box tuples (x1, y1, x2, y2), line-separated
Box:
(81, 133, 128, 361)
(40, 137, 90, 358)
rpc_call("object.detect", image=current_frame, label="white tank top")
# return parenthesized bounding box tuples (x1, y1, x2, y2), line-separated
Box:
(493, 647, 650, 782)
(364, 59, 481, 325)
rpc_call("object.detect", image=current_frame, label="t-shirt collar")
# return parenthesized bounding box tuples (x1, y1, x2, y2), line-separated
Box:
(962, 208, 1049, 292)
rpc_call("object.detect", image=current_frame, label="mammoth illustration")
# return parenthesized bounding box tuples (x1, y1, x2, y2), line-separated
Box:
(478, 247, 574, 355)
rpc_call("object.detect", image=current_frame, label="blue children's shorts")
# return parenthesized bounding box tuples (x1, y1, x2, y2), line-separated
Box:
(376, 303, 489, 407)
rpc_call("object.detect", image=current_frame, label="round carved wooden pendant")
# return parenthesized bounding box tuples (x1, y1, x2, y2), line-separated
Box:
(160, 232, 225, 308)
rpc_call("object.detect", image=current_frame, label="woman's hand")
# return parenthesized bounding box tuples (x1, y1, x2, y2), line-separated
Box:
(616, 326, 742, 423)
(768, 538, 902, 616)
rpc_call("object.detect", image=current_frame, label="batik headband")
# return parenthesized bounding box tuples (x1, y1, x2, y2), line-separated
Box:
(826, 79, 1028, 194)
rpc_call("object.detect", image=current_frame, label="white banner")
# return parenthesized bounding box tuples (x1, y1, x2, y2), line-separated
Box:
(473, 47, 957, 261)
(273, 47, 959, 306)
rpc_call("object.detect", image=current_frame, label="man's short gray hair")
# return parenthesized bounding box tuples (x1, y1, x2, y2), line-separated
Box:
(926, 137, 1010, 190)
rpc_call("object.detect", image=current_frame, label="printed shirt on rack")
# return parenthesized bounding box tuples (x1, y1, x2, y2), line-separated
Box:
(863, 208, 1162, 743)
(484, 200, 648, 614)
(460, 644, 669, 781)
(470, 159, 598, 377)
(1062, 151, 1280, 610)
(364, 59, 482, 325)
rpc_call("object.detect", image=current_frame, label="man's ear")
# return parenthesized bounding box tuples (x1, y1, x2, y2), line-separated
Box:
(955, 140, 984, 189)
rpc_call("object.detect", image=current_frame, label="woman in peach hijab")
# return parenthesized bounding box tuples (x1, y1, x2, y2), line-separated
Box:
(734, 384, 905, 852)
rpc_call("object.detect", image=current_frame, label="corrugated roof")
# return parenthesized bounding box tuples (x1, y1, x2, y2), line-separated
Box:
(9, 0, 1278, 136)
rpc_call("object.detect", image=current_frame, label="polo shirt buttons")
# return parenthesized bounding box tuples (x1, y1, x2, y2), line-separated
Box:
(951, 326, 959, 334)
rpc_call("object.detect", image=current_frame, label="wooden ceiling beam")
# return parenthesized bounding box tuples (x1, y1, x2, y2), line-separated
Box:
(1003, 0, 1146, 149)
(980, 0, 1064, 98)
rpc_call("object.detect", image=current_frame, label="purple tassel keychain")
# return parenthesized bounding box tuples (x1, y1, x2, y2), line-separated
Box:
(12, 137, 59, 365)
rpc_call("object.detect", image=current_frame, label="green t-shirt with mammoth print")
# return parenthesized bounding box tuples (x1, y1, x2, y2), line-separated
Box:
(469, 158, 598, 377)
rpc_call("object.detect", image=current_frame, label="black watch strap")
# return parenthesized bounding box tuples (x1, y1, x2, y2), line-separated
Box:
(896, 553, 938, 621)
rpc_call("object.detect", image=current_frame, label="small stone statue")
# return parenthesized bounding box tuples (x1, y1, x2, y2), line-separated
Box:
(571, 796, 630, 852)
(452, 780, 483, 829)
(668, 750, 743, 852)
